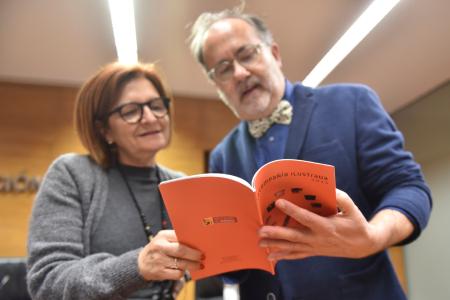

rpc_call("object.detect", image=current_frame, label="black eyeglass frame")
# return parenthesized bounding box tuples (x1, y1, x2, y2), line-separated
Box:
(105, 97, 171, 124)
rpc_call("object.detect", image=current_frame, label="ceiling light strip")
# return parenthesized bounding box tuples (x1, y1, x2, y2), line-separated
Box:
(108, 0, 138, 64)
(302, 0, 401, 87)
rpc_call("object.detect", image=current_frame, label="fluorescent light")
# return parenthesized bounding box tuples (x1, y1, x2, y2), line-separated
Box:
(302, 0, 401, 87)
(108, 0, 138, 64)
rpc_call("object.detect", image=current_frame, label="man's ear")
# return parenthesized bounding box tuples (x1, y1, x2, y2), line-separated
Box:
(271, 43, 282, 68)
(202, 67, 216, 85)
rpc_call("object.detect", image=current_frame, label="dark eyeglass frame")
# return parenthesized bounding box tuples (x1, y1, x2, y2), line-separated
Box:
(105, 97, 170, 124)
(207, 44, 262, 81)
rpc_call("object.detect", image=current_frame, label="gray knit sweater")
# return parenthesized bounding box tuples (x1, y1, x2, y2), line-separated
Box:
(26, 153, 183, 300)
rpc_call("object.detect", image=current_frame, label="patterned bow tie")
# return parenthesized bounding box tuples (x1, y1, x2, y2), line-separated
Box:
(248, 100, 293, 138)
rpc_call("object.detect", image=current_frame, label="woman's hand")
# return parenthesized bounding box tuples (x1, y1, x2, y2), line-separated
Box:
(137, 230, 204, 281)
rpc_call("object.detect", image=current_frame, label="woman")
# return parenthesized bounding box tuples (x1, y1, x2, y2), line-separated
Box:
(27, 62, 204, 299)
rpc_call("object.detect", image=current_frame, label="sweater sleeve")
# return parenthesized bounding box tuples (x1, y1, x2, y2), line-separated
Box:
(27, 154, 148, 300)
(354, 86, 432, 243)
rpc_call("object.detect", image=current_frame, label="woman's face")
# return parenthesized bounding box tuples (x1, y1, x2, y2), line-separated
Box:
(103, 77, 170, 167)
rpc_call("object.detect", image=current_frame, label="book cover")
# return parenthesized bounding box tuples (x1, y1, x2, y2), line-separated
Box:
(159, 159, 336, 280)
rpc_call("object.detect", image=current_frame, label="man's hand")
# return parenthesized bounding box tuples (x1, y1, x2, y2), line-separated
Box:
(258, 189, 414, 261)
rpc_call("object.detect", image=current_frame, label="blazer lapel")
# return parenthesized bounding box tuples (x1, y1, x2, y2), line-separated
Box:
(284, 86, 317, 159)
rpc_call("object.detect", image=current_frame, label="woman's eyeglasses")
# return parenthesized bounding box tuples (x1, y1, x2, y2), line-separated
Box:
(106, 97, 170, 124)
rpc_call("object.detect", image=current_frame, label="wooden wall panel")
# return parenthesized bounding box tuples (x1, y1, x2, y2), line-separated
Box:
(158, 95, 238, 174)
(389, 247, 408, 293)
(0, 81, 237, 256)
(0, 82, 82, 256)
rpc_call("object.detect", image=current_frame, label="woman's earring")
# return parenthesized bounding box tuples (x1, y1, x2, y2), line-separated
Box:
(107, 139, 113, 145)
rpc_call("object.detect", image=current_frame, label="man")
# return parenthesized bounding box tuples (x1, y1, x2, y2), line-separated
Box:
(189, 6, 432, 300)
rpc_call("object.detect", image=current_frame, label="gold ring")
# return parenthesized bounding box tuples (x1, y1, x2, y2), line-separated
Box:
(172, 257, 179, 270)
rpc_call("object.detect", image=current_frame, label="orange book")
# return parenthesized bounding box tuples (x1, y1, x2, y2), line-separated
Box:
(159, 159, 336, 280)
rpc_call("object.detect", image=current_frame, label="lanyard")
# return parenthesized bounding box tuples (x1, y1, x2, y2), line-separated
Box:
(118, 165, 170, 242)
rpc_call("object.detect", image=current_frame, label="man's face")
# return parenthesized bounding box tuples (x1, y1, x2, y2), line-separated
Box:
(202, 18, 285, 121)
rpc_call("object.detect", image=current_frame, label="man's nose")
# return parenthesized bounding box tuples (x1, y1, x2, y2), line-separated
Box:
(232, 60, 251, 79)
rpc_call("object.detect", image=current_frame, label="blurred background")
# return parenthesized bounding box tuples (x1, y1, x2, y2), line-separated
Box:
(0, 1, 449, 299)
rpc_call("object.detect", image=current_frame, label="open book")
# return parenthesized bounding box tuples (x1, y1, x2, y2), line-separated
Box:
(159, 159, 336, 280)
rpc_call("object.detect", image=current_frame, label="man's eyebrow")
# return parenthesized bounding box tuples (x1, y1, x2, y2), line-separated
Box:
(235, 44, 249, 55)
(214, 44, 250, 66)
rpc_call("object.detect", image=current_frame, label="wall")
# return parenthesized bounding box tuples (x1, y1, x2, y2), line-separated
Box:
(406, 156, 450, 299)
(0, 82, 83, 256)
(158, 93, 238, 174)
(0, 81, 237, 257)
(392, 81, 450, 300)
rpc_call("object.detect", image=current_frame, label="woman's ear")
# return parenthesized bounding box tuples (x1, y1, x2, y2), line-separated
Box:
(96, 120, 113, 144)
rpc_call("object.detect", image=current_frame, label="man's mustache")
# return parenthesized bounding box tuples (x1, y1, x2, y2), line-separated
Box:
(237, 76, 260, 96)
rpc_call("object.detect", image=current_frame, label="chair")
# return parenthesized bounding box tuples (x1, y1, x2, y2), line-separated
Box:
(0, 257, 31, 300)
(195, 276, 224, 300)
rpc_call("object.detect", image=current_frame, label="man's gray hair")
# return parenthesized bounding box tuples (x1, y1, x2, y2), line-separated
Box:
(188, 4, 274, 69)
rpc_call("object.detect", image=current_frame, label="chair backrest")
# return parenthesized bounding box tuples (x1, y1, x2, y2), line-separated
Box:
(0, 257, 31, 300)
(196, 276, 224, 300)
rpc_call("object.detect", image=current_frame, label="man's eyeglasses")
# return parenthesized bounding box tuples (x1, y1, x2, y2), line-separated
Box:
(207, 44, 262, 82)
(106, 97, 170, 124)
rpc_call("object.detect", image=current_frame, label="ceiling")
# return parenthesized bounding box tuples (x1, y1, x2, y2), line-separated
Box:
(1, 0, 449, 113)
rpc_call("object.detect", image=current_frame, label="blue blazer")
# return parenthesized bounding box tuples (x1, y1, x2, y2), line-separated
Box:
(209, 82, 432, 300)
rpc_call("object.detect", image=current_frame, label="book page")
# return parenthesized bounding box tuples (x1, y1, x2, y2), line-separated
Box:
(159, 175, 274, 279)
(164, 173, 253, 188)
(252, 159, 337, 228)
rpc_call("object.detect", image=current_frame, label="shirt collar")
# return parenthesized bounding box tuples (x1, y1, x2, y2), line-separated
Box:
(282, 79, 295, 104)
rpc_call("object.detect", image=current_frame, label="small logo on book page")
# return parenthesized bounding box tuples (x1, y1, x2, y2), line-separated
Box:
(202, 216, 238, 226)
